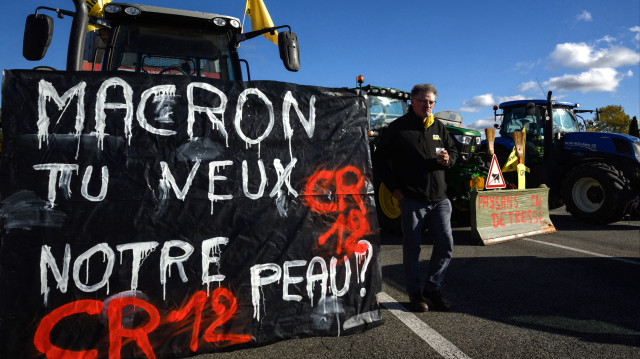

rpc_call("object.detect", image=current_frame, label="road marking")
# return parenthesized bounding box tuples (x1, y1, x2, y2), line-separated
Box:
(377, 291, 471, 359)
(524, 238, 640, 266)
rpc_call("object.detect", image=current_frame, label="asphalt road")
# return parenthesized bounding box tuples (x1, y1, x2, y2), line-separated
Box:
(192, 206, 640, 359)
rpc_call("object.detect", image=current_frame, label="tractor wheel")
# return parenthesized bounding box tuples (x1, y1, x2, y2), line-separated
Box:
(373, 179, 402, 233)
(562, 162, 629, 224)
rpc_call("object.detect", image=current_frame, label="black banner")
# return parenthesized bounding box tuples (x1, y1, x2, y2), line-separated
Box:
(0, 71, 381, 359)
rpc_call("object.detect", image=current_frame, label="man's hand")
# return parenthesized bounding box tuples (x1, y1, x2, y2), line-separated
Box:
(436, 149, 449, 166)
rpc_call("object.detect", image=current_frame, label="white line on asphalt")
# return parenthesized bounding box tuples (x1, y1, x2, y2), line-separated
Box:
(377, 291, 471, 359)
(523, 238, 640, 266)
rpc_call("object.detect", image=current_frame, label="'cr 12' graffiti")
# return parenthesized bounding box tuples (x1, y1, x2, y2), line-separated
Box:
(33, 287, 249, 359)
(304, 165, 370, 257)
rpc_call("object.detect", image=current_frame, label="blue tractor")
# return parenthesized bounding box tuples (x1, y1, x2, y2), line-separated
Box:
(484, 91, 640, 224)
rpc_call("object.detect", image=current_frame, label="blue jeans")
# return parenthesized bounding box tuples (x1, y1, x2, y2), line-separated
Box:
(399, 197, 454, 296)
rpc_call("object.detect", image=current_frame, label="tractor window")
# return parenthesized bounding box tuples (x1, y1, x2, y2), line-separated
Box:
(500, 106, 543, 138)
(109, 24, 236, 80)
(82, 28, 110, 71)
(369, 96, 408, 129)
(552, 108, 579, 134)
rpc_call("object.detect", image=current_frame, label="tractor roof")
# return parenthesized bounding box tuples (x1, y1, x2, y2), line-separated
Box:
(104, 3, 241, 30)
(499, 99, 578, 109)
(364, 85, 410, 100)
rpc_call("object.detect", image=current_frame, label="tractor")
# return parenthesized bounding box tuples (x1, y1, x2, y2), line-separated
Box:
(22, 1, 300, 76)
(485, 91, 640, 224)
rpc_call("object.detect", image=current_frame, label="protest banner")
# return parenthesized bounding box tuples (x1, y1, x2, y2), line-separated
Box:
(0, 71, 381, 358)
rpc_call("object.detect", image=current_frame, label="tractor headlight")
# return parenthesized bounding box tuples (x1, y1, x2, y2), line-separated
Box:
(104, 4, 122, 13)
(212, 18, 227, 26)
(475, 137, 482, 145)
(633, 142, 640, 162)
(454, 135, 472, 145)
(124, 7, 141, 16)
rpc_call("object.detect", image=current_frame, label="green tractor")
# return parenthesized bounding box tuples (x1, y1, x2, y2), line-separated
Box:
(357, 76, 486, 232)
(435, 112, 487, 223)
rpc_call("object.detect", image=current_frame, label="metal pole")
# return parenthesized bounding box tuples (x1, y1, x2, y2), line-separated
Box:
(67, 0, 88, 71)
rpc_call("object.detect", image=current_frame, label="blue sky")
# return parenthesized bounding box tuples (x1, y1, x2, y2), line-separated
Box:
(1, 0, 639, 131)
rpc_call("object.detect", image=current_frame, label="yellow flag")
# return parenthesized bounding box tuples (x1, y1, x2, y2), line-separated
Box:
(245, 0, 278, 45)
(86, 0, 112, 32)
(501, 128, 530, 173)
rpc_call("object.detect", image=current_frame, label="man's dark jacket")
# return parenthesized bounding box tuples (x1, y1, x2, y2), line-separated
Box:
(375, 109, 458, 203)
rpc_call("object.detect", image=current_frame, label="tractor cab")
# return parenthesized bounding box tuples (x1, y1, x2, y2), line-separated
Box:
(355, 76, 410, 151)
(499, 100, 581, 136)
(82, 4, 243, 79)
(23, 1, 300, 78)
(367, 87, 410, 130)
(495, 99, 582, 164)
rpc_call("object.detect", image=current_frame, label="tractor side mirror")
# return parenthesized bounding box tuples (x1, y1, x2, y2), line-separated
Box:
(23, 14, 54, 61)
(278, 31, 300, 72)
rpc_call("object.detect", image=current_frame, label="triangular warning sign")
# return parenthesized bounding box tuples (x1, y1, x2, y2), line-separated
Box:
(486, 154, 506, 189)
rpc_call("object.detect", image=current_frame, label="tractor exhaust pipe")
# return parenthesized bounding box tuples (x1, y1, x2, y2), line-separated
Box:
(67, 0, 88, 71)
(545, 91, 554, 160)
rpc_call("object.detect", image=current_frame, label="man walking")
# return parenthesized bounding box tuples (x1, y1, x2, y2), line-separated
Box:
(376, 83, 458, 312)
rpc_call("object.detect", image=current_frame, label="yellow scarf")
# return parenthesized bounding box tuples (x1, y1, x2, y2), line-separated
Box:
(423, 114, 434, 130)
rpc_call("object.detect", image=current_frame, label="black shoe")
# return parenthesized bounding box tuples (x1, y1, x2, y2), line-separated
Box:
(423, 289, 451, 311)
(408, 294, 429, 312)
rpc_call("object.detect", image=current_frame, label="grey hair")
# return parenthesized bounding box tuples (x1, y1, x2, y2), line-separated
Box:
(411, 84, 438, 98)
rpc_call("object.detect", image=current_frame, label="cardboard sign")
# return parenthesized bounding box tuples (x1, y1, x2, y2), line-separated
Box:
(471, 186, 555, 245)
(0, 71, 382, 358)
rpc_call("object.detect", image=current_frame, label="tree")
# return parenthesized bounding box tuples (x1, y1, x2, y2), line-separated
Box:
(629, 116, 639, 138)
(592, 105, 631, 134)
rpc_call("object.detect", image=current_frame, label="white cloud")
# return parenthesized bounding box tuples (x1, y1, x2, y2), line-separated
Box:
(459, 106, 481, 113)
(465, 117, 497, 134)
(577, 10, 592, 22)
(631, 26, 640, 42)
(460, 94, 495, 113)
(513, 60, 541, 73)
(544, 68, 624, 93)
(518, 81, 538, 92)
(468, 94, 495, 107)
(550, 42, 640, 69)
(497, 95, 526, 103)
(595, 35, 615, 44)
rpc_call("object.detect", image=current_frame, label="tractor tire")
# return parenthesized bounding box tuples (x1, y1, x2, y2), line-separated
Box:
(562, 162, 629, 224)
(373, 178, 402, 234)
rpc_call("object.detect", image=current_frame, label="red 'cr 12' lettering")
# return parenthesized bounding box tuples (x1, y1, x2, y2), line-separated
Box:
(34, 287, 250, 358)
